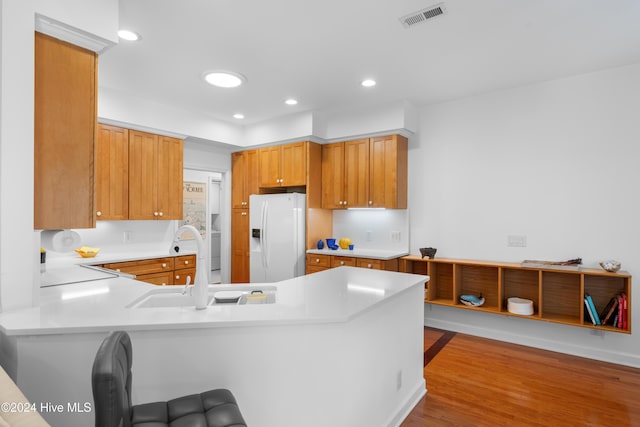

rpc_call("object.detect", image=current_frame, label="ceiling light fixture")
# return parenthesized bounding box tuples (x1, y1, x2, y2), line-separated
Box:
(361, 79, 376, 87)
(233, 113, 245, 119)
(117, 30, 141, 41)
(203, 71, 246, 88)
(285, 99, 298, 105)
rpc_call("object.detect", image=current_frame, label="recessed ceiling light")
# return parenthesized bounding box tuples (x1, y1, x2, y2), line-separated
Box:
(285, 99, 298, 105)
(233, 113, 245, 119)
(361, 79, 376, 87)
(203, 71, 246, 88)
(118, 30, 141, 41)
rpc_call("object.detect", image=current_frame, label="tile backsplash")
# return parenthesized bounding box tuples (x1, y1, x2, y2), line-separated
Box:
(332, 209, 409, 252)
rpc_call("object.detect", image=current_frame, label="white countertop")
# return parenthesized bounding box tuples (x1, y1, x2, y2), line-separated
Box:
(0, 267, 428, 336)
(306, 248, 408, 260)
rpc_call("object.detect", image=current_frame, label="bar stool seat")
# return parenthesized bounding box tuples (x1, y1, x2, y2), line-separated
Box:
(92, 331, 247, 427)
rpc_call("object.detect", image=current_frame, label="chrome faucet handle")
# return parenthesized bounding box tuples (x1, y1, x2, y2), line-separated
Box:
(182, 276, 192, 295)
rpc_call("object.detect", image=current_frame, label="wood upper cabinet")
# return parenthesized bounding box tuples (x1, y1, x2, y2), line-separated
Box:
(321, 139, 369, 209)
(128, 130, 183, 220)
(34, 32, 97, 229)
(321, 142, 345, 209)
(259, 142, 306, 187)
(231, 149, 258, 209)
(231, 208, 250, 283)
(321, 135, 407, 209)
(95, 124, 129, 220)
(344, 139, 370, 208)
(368, 135, 408, 209)
(156, 135, 184, 219)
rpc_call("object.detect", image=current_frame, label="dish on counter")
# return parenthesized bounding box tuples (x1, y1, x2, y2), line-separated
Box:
(74, 246, 100, 258)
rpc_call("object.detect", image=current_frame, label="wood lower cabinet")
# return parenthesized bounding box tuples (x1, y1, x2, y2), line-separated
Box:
(103, 255, 196, 286)
(34, 32, 97, 230)
(401, 256, 632, 333)
(306, 253, 399, 274)
(173, 254, 197, 285)
(231, 209, 250, 283)
(128, 130, 183, 220)
(95, 124, 129, 220)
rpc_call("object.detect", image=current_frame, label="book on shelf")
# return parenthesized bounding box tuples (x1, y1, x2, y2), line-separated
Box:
(600, 296, 619, 326)
(620, 293, 628, 330)
(585, 294, 601, 326)
(584, 297, 596, 325)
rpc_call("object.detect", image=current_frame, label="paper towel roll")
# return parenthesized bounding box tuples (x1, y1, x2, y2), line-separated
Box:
(41, 229, 82, 253)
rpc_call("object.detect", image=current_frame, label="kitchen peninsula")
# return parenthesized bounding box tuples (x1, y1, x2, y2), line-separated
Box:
(0, 267, 427, 427)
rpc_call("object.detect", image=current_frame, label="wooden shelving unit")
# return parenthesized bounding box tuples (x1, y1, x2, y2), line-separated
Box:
(401, 256, 632, 333)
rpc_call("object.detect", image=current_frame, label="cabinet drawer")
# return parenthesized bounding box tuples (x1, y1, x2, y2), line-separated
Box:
(331, 256, 356, 268)
(356, 258, 383, 270)
(306, 265, 329, 274)
(103, 257, 175, 276)
(174, 268, 196, 285)
(175, 254, 196, 270)
(306, 254, 331, 268)
(137, 271, 174, 286)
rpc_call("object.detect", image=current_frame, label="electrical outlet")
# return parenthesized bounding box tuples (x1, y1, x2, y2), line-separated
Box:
(396, 370, 402, 390)
(123, 231, 132, 243)
(391, 231, 401, 242)
(366, 230, 372, 242)
(507, 235, 526, 247)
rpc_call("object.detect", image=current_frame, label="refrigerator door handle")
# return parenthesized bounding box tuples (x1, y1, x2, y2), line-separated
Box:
(261, 200, 268, 269)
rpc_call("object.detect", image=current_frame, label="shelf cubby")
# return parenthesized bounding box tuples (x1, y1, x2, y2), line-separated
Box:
(400, 256, 631, 334)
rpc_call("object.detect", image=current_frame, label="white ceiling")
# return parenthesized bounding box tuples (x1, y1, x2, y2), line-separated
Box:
(99, 0, 640, 126)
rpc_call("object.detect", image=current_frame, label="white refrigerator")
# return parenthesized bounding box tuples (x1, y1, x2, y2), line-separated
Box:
(249, 193, 306, 282)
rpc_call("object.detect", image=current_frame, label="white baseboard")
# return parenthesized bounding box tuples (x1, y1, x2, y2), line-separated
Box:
(385, 378, 426, 427)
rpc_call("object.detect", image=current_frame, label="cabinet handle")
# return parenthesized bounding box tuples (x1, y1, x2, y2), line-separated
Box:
(96, 211, 102, 217)
(344, 201, 348, 206)
(154, 211, 159, 217)
(367, 263, 373, 268)
(241, 212, 247, 216)
(340, 261, 345, 265)
(162, 283, 167, 286)
(159, 211, 164, 217)
(116, 269, 121, 272)
(368, 201, 372, 205)
(175, 275, 180, 280)
(162, 263, 167, 268)
(315, 258, 320, 263)
(184, 260, 189, 265)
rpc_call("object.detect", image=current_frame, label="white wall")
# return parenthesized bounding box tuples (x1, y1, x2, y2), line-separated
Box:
(0, 0, 118, 311)
(409, 62, 640, 366)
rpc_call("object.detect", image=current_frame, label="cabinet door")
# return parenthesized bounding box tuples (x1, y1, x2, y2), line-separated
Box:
(246, 149, 259, 197)
(321, 143, 345, 209)
(34, 32, 97, 229)
(137, 271, 173, 286)
(95, 124, 129, 220)
(231, 151, 247, 209)
(343, 139, 370, 208)
(280, 142, 306, 186)
(128, 130, 158, 220)
(174, 268, 196, 285)
(232, 150, 259, 208)
(231, 208, 250, 283)
(369, 135, 408, 208)
(258, 146, 281, 187)
(156, 135, 183, 219)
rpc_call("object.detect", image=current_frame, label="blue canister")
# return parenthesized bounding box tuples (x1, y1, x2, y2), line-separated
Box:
(317, 239, 325, 249)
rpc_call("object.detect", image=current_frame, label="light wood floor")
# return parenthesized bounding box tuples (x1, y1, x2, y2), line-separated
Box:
(402, 327, 640, 427)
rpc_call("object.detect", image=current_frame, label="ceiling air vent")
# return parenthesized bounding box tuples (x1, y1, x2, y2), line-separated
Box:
(399, 3, 446, 29)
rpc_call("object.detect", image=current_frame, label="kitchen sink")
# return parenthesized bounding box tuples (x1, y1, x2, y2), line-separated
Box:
(127, 285, 277, 309)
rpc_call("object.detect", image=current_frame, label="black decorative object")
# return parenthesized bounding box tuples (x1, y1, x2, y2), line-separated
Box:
(420, 247, 437, 259)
